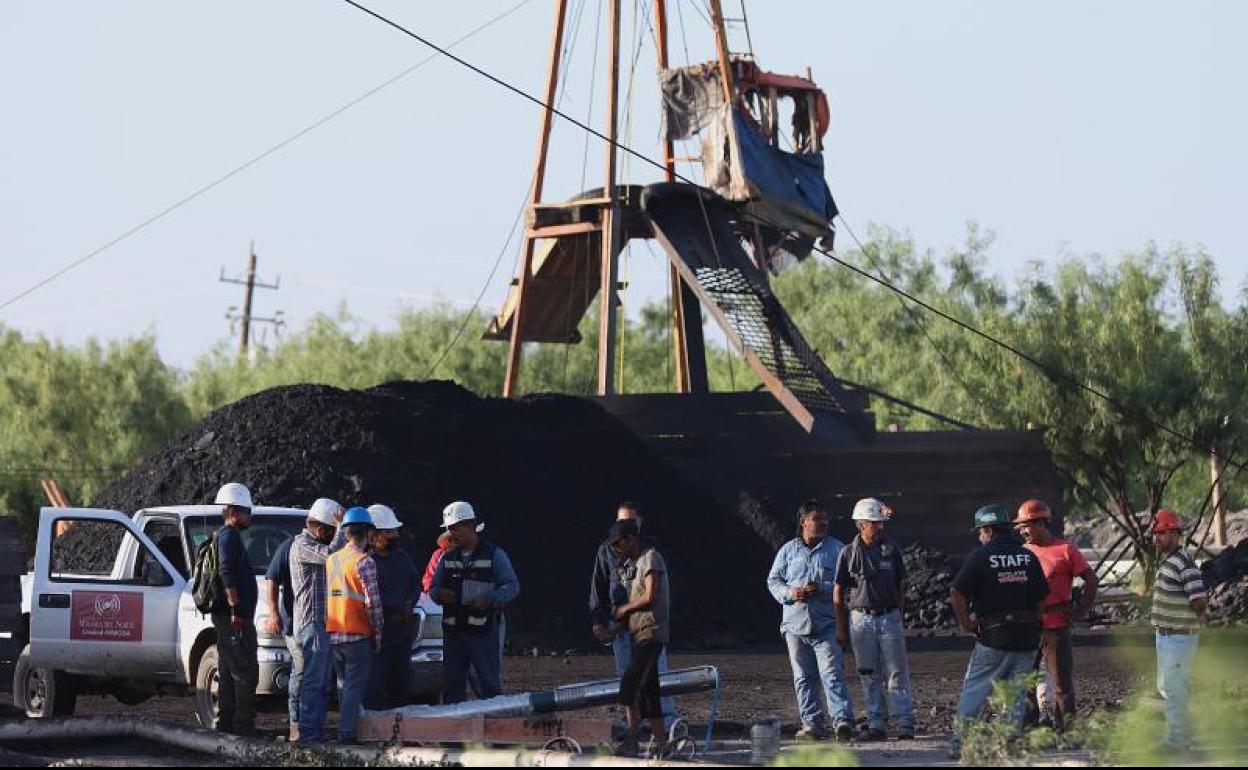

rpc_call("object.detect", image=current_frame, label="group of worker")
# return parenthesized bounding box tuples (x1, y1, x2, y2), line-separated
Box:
(767, 496, 1208, 759)
(203, 480, 1208, 756)
(204, 482, 519, 744)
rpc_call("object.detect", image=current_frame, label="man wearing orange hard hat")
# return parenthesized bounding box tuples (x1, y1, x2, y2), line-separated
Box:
(1149, 509, 1207, 752)
(1015, 499, 1097, 731)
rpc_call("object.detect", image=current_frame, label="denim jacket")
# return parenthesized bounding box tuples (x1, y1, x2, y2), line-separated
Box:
(766, 536, 845, 636)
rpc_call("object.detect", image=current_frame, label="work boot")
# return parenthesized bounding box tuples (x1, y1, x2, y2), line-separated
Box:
(616, 735, 640, 757)
(834, 723, 854, 743)
(288, 723, 300, 743)
(795, 724, 826, 741)
(645, 741, 670, 760)
(860, 726, 887, 742)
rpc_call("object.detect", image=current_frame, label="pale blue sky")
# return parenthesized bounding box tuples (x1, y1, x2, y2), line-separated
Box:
(2, 1, 1244, 368)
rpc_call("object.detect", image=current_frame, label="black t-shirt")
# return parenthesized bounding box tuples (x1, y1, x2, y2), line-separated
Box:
(953, 533, 1049, 651)
(215, 525, 258, 618)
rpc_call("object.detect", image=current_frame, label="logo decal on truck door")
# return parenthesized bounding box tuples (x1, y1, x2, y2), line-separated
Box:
(71, 591, 144, 641)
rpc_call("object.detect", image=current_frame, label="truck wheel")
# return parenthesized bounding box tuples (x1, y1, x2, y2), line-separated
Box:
(194, 644, 220, 730)
(13, 645, 77, 718)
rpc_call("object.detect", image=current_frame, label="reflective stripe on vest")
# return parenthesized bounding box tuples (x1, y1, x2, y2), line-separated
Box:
(326, 549, 372, 635)
(442, 543, 497, 631)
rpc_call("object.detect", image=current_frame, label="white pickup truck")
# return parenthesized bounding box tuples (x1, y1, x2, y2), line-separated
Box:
(14, 505, 443, 725)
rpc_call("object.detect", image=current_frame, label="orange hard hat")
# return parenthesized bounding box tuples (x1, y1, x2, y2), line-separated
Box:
(1014, 499, 1052, 525)
(1151, 509, 1184, 534)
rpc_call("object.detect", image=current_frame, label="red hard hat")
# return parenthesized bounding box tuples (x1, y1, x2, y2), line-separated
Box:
(1014, 499, 1052, 524)
(1151, 509, 1184, 534)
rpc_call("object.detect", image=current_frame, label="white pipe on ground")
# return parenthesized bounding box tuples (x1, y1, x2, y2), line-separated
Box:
(0, 717, 719, 767)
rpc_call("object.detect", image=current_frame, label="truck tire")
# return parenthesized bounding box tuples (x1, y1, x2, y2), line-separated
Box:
(194, 644, 219, 730)
(13, 645, 76, 718)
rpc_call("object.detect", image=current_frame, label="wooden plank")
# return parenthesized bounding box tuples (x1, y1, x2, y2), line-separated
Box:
(527, 222, 601, 240)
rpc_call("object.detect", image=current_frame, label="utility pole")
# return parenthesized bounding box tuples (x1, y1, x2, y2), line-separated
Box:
(220, 243, 282, 360)
(1211, 441, 1228, 548)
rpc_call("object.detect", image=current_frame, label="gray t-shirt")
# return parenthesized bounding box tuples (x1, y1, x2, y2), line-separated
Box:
(834, 537, 906, 611)
(624, 548, 670, 645)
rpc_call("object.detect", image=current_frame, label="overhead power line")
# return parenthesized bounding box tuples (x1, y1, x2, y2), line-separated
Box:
(0, 0, 539, 316)
(337, 0, 1244, 474)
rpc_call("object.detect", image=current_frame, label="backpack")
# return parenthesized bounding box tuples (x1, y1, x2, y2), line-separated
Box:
(191, 533, 222, 614)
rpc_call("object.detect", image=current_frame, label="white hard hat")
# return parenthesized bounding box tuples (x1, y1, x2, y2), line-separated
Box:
(308, 498, 343, 527)
(852, 497, 892, 522)
(214, 482, 253, 510)
(368, 504, 403, 531)
(442, 501, 485, 532)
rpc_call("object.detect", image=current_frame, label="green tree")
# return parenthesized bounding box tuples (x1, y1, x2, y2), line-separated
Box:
(0, 329, 191, 537)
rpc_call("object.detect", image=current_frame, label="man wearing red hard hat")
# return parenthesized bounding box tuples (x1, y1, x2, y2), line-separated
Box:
(1150, 509, 1208, 752)
(1015, 499, 1098, 731)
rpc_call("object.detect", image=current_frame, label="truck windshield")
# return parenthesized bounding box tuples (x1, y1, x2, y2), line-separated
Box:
(184, 515, 305, 576)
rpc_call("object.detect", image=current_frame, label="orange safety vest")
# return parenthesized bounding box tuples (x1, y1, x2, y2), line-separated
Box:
(326, 547, 373, 636)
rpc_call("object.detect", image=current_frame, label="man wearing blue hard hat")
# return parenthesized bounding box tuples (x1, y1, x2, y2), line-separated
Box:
(326, 506, 383, 744)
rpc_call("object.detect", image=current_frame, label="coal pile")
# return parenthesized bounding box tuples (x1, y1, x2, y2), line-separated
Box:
(94, 381, 777, 650)
(1205, 538, 1248, 627)
(901, 544, 962, 631)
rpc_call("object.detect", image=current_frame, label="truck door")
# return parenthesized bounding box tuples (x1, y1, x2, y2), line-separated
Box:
(30, 508, 182, 679)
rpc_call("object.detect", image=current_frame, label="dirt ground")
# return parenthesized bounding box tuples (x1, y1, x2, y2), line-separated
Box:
(2, 635, 1141, 765)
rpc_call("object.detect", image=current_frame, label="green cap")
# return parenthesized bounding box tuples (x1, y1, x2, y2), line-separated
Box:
(972, 504, 1010, 531)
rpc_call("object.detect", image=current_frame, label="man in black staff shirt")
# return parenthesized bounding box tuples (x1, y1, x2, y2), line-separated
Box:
(948, 503, 1050, 759)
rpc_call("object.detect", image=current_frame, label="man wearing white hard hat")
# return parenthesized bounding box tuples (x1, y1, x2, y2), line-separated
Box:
(833, 498, 917, 741)
(209, 482, 259, 736)
(365, 504, 421, 710)
(431, 501, 520, 702)
(288, 497, 346, 744)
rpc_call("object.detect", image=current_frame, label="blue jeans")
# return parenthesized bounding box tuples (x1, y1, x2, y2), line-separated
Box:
(296, 624, 333, 743)
(444, 627, 503, 703)
(613, 630, 679, 725)
(783, 628, 854, 729)
(849, 610, 915, 731)
(285, 635, 302, 726)
(951, 642, 1036, 749)
(366, 639, 412, 710)
(1155, 632, 1199, 749)
(333, 639, 375, 740)
(469, 614, 505, 698)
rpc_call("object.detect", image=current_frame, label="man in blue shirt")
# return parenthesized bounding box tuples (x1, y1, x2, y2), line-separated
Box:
(767, 500, 855, 742)
(265, 534, 297, 740)
(210, 482, 259, 737)
(365, 504, 422, 710)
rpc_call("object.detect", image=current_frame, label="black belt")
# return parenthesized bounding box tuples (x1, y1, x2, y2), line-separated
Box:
(851, 607, 898, 616)
(1156, 627, 1196, 636)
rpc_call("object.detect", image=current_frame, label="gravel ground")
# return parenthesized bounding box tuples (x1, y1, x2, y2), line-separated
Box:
(4, 636, 1143, 765)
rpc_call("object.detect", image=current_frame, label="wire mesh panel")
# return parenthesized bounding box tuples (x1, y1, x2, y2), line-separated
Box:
(643, 182, 865, 432)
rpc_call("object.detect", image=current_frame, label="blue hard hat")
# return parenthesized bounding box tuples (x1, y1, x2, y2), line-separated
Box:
(342, 506, 374, 528)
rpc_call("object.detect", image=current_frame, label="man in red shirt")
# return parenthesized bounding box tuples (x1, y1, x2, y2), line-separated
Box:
(422, 531, 452, 595)
(1015, 499, 1098, 730)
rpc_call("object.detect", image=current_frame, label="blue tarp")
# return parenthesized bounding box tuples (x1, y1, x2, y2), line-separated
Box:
(733, 110, 837, 226)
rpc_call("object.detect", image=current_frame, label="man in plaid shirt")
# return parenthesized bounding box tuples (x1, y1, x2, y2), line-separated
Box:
(289, 498, 345, 744)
